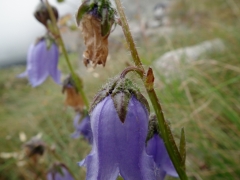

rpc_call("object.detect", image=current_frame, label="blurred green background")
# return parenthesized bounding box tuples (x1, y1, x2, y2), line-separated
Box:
(1, 0, 240, 179)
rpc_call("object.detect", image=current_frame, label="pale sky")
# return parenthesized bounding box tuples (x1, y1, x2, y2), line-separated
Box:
(0, 0, 80, 66)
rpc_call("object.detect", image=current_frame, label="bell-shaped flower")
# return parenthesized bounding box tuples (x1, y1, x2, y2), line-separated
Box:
(79, 77, 156, 180)
(71, 112, 93, 144)
(146, 115, 178, 179)
(18, 39, 61, 87)
(47, 163, 74, 180)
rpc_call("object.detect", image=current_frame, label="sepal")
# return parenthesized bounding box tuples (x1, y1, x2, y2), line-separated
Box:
(90, 77, 149, 123)
(76, 0, 94, 26)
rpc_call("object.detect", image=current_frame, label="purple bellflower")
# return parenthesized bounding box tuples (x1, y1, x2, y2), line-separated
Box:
(18, 39, 61, 87)
(71, 112, 93, 144)
(146, 115, 178, 180)
(79, 77, 156, 180)
(47, 163, 74, 180)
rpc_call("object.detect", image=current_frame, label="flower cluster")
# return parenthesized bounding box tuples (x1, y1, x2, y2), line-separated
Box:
(16, 0, 186, 179)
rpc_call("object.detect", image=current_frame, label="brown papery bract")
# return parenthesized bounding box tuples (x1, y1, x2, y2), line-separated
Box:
(80, 14, 110, 67)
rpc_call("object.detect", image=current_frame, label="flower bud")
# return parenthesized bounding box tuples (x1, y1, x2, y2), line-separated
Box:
(34, 2, 59, 27)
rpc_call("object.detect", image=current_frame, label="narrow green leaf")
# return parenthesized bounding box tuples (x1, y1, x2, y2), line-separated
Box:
(76, 0, 91, 26)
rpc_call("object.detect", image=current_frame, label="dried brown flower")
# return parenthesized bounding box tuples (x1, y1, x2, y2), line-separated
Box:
(80, 13, 111, 67)
(24, 137, 45, 163)
(63, 86, 84, 111)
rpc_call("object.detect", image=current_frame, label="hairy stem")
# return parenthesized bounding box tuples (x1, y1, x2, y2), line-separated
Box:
(114, 0, 143, 69)
(45, 0, 89, 109)
(114, 0, 188, 179)
(120, 66, 144, 78)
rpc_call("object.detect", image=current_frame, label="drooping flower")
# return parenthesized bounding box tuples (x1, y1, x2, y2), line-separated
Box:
(18, 39, 61, 87)
(79, 77, 156, 180)
(146, 115, 178, 179)
(47, 163, 74, 180)
(76, 0, 115, 67)
(71, 112, 93, 144)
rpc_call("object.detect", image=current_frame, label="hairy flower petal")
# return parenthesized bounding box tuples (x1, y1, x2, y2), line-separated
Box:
(80, 96, 156, 180)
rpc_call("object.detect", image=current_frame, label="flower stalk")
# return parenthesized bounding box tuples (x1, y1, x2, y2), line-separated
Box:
(114, 0, 188, 179)
(45, 0, 89, 109)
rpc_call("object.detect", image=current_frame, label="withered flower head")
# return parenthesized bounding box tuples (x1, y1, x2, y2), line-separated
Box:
(62, 75, 84, 111)
(24, 137, 45, 162)
(34, 1, 59, 27)
(76, 0, 115, 67)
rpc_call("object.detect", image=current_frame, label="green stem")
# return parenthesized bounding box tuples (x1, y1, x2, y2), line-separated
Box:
(114, 0, 143, 69)
(45, 0, 89, 109)
(114, 0, 188, 179)
(120, 66, 144, 79)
